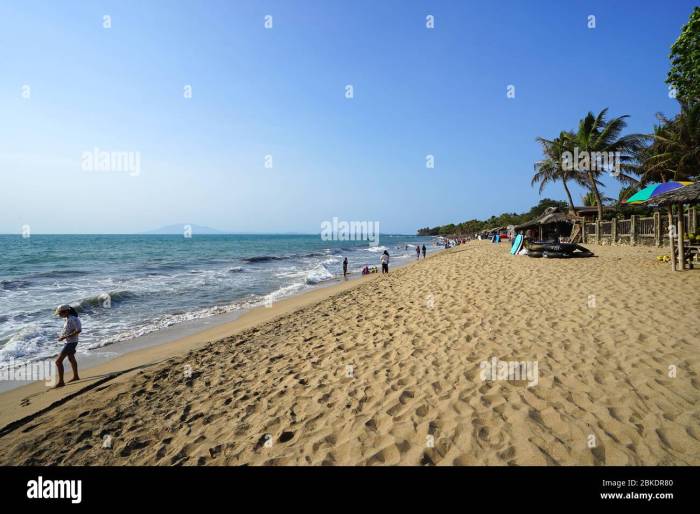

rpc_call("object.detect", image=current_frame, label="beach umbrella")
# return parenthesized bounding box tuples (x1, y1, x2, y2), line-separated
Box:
(623, 182, 693, 271)
(649, 181, 700, 272)
(623, 181, 693, 205)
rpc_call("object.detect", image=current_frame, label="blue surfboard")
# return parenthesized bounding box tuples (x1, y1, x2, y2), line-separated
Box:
(510, 234, 523, 255)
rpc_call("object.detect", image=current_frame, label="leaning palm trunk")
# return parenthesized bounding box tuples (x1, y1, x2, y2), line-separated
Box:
(587, 171, 604, 220)
(562, 179, 575, 212)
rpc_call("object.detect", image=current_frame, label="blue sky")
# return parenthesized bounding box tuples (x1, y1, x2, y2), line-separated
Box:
(0, 0, 695, 234)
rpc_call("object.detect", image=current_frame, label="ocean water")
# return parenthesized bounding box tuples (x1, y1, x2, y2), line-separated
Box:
(0, 234, 439, 365)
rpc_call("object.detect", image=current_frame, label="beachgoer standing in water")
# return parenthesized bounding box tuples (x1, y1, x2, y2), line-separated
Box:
(342, 257, 348, 277)
(381, 250, 390, 274)
(422, 244, 426, 259)
(416, 245, 420, 259)
(54, 304, 81, 388)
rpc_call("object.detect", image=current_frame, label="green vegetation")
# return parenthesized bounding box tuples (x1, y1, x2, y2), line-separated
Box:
(667, 7, 700, 103)
(532, 131, 583, 211)
(533, 108, 647, 221)
(417, 199, 567, 236)
(569, 109, 647, 220)
(580, 191, 614, 207)
(640, 102, 700, 184)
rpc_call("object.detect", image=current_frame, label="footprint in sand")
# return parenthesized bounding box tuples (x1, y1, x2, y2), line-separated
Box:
(399, 390, 415, 405)
(208, 444, 223, 458)
(279, 431, 294, 443)
(591, 445, 606, 465)
(415, 405, 429, 417)
(119, 438, 152, 458)
(420, 453, 435, 466)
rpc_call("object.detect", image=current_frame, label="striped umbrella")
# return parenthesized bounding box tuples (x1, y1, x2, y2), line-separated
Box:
(623, 181, 693, 204)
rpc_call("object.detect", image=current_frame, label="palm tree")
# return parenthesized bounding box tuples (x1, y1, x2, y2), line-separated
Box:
(581, 191, 596, 207)
(639, 103, 699, 269)
(570, 109, 646, 220)
(640, 102, 700, 184)
(532, 132, 581, 212)
(581, 191, 613, 207)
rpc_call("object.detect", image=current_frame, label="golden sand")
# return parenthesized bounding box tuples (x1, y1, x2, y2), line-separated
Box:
(1, 242, 698, 465)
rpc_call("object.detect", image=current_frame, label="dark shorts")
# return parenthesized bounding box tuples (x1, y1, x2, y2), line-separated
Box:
(382, 263, 389, 272)
(61, 342, 78, 356)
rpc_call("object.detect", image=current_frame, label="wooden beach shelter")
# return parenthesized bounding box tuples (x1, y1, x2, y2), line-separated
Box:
(514, 207, 579, 241)
(649, 182, 700, 271)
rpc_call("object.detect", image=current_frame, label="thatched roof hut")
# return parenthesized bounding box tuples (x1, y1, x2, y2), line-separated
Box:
(649, 182, 700, 207)
(514, 207, 578, 230)
(514, 208, 574, 230)
(514, 207, 580, 241)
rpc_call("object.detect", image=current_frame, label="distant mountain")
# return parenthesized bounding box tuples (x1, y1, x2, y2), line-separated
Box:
(142, 224, 228, 235)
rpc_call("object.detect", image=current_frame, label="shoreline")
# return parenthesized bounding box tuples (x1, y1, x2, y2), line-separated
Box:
(0, 250, 437, 429)
(0, 233, 439, 383)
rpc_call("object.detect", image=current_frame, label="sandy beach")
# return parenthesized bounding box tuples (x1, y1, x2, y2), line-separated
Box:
(1, 241, 698, 465)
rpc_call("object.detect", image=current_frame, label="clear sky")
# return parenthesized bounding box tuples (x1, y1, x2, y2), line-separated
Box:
(0, 0, 695, 234)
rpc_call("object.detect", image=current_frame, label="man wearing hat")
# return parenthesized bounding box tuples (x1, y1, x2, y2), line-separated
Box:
(54, 304, 81, 388)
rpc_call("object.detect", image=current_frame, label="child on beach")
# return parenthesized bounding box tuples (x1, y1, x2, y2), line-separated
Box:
(54, 304, 81, 388)
(343, 257, 348, 277)
(381, 250, 390, 274)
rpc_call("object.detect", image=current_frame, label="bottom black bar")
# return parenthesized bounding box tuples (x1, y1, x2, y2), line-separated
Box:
(2, 466, 694, 508)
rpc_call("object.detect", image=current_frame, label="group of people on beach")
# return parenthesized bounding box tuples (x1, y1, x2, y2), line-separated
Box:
(348, 243, 429, 278)
(380, 244, 428, 273)
(378, 244, 426, 275)
(379, 244, 427, 275)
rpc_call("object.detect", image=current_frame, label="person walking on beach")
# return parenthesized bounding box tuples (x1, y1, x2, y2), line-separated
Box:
(381, 250, 390, 274)
(421, 244, 426, 259)
(54, 304, 81, 388)
(416, 245, 420, 260)
(342, 257, 348, 277)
